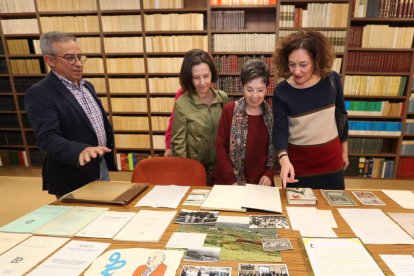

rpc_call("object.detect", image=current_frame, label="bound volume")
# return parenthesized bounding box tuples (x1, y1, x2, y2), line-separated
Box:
(286, 188, 317, 205)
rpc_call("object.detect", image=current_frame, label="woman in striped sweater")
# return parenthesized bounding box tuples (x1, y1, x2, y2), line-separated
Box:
(272, 30, 349, 189)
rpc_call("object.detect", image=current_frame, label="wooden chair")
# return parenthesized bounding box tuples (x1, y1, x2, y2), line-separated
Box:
(131, 157, 207, 186)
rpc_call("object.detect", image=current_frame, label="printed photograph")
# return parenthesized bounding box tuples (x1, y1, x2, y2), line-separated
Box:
(183, 189, 211, 206)
(184, 247, 221, 262)
(249, 215, 290, 229)
(180, 265, 231, 276)
(238, 263, 289, 276)
(175, 209, 219, 225)
(351, 191, 385, 206)
(262, 238, 293, 251)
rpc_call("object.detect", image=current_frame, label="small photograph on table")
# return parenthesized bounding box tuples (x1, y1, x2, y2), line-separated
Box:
(183, 247, 221, 262)
(262, 238, 293, 251)
(175, 209, 219, 225)
(249, 215, 290, 229)
(180, 265, 231, 276)
(238, 263, 289, 276)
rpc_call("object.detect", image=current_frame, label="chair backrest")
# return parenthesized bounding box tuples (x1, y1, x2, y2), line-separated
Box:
(131, 157, 207, 186)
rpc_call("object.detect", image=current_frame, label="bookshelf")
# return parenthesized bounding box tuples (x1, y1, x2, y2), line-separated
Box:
(0, 0, 413, 179)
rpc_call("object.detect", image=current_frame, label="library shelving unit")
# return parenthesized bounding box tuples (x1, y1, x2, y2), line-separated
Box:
(0, 0, 413, 179)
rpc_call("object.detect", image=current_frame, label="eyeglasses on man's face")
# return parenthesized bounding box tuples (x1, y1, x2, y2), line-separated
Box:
(50, 54, 87, 65)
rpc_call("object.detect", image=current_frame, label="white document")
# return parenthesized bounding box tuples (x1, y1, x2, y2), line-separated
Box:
(380, 254, 414, 276)
(75, 211, 136, 239)
(166, 232, 207, 249)
(28, 240, 110, 276)
(34, 206, 108, 237)
(0, 232, 31, 255)
(338, 208, 414, 244)
(201, 185, 246, 212)
(287, 207, 337, 237)
(317, 209, 338, 228)
(114, 210, 176, 242)
(242, 184, 282, 213)
(0, 236, 69, 276)
(382, 190, 414, 209)
(135, 185, 190, 208)
(302, 237, 384, 276)
(387, 212, 414, 238)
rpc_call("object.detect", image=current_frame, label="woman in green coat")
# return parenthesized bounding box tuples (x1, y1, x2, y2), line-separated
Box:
(171, 49, 228, 184)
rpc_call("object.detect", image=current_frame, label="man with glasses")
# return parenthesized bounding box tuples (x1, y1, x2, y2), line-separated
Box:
(25, 31, 115, 198)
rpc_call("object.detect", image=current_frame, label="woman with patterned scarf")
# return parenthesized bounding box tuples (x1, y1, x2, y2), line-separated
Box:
(212, 59, 276, 186)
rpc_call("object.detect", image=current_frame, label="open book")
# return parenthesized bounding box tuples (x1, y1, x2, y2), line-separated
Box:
(201, 184, 282, 213)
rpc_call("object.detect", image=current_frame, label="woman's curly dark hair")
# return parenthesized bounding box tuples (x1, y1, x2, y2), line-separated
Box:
(273, 30, 335, 79)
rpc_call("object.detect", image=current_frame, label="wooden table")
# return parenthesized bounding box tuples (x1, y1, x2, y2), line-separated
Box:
(48, 185, 414, 275)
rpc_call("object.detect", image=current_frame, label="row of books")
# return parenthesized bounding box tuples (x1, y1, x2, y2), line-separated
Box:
(348, 120, 402, 135)
(346, 156, 394, 178)
(343, 75, 407, 96)
(146, 36, 208, 53)
(104, 37, 143, 53)
(148, 78, 180, 94)
(112, 116, 169, 132)
(404, 120, 414, 134)
(353, 0, 414, 18)
(345, 101, 402, 117)
(37, 0, 96, 12)
(102, 97, 173, 114)
(144, 14, 204, 31)
(116, 152, 150, 171)
(40, 16, 100, 33)
(101, 15, 142, 32)
(115, 134, 150, 149)
(348, 25, 414, 49)
(0, 0, 36, 13)
(211, 10, 245, 30)
(142, 0, 184, 9)
(400, 141, 414, 155)
(212, 34, 276, 52)
(346, 52, 412, 73)
(112, 116, 149, 132)
(210, 0, 276, 5)
(0, 150, 28, 167)
(9, 59, 43, 75)
(348, 137, 385, 154)
(0, 19, 39, 35)
(0, 0, 187, 12)
(110, 78, 146, 94)
(409, 94, 414, 112)
(279, 3, 349, 28)
(397, 158, 414, 178)
(213, 55, 273, 74)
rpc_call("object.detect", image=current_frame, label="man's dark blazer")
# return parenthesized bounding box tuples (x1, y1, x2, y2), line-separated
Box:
(24, 72, 116, 196)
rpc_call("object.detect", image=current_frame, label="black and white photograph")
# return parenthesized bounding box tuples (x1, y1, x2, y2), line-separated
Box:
(249, 215, 289, 229)
(184, 247, 221, 262)
(262, 238, 293, 251)
(180, 265, 231, 276)
(175, 209, 219, 225)
(238, 263, 289, 276)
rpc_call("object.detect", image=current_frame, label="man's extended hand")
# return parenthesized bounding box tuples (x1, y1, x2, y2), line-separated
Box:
(79, 146, 111, 166)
